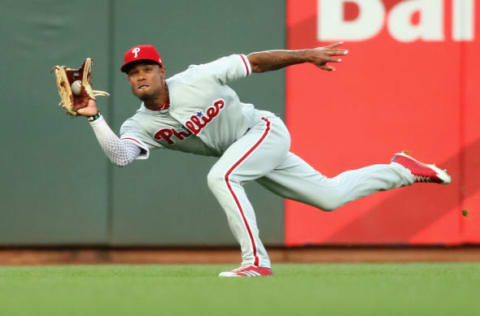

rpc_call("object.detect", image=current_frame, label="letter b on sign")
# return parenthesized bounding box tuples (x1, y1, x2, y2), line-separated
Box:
(318, 0, 385, 41)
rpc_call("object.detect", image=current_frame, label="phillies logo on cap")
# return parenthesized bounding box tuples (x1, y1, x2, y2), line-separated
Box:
(121, 44, 163, 72)
(132, 47, 141, 58)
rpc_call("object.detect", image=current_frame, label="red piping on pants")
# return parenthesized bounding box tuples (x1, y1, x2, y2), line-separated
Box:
(224, 117, 271, 267)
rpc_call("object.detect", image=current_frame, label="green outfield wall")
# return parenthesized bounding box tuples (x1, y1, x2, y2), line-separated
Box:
(0, 0, 285, 246)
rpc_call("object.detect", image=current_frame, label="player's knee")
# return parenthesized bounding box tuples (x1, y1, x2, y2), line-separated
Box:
(207, 168, 225, 192)
(313, 188, 346, 212)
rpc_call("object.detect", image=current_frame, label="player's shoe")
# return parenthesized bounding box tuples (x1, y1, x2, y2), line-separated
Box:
(218, 265, 273, 277)
(391, 152, 451, 184)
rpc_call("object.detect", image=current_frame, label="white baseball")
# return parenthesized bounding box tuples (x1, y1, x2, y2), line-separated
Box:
(71, 80, 82, 95)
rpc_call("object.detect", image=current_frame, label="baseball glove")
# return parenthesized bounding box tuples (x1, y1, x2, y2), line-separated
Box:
(52, 58, 109, 116)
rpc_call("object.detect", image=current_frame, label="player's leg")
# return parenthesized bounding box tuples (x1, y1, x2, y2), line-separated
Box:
(257, 151, 448, 211)
(207, 115, 290, 273)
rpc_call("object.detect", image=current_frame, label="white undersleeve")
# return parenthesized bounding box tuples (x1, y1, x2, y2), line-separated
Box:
(88, 115, 141, 166)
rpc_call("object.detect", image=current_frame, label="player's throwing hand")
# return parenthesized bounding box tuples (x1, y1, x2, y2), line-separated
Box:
(309, 41, 349, 72)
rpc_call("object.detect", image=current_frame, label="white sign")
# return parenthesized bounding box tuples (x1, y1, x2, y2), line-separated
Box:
(318, 0, 475, 42)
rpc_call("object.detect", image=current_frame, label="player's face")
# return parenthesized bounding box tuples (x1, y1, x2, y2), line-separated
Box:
(127, 63, 165, 100)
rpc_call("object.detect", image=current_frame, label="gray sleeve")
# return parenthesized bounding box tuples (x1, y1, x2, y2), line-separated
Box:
(197, 54, 252, 84)
(119, 117, 157, 158)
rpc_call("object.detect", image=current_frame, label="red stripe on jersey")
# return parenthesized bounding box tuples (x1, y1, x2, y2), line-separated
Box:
(224, 117, 271, 267)
(240, 54, 250, 76)
(121, 137, 144, 147)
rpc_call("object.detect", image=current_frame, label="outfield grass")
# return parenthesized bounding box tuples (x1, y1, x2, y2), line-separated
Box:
(0, 263, 478, 316)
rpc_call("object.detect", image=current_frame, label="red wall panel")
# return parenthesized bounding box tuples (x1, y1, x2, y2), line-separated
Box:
(285, 0, 478, 245)
(463, 36, 480, 243)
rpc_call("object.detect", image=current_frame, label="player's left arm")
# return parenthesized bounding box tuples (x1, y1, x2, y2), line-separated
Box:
(247, 42, 348, 73)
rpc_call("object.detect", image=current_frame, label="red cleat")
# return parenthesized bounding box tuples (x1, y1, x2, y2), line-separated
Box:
(391, 152, 451, 185)
(218, 265, 273, 277)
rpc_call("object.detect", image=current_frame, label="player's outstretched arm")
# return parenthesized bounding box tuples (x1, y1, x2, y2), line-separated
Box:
(247, 42, 348, 73)
(77, 99, 141, 167)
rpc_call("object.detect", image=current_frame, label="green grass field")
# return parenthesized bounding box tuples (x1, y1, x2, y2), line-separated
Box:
(0, 263, 479, 316)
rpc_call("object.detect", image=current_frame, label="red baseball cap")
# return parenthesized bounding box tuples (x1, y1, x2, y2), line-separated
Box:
(120, 44, 163, 72)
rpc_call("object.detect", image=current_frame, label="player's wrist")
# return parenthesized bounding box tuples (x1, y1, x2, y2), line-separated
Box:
(302, 49, 315, 63)
(87, 112, 101, 122)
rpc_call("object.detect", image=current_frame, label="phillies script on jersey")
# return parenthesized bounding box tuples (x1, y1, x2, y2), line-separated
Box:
(153, 99, 225, 145)
(154, 128, 192, 145)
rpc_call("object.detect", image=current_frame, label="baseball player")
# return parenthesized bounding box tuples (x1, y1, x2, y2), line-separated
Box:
(76, 42, 451, 277)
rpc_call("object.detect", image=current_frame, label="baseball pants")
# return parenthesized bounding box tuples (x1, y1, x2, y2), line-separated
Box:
(207, 113, 414, 268)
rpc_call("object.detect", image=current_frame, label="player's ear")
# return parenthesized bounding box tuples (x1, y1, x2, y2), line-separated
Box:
(159, 65, 166, 76)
